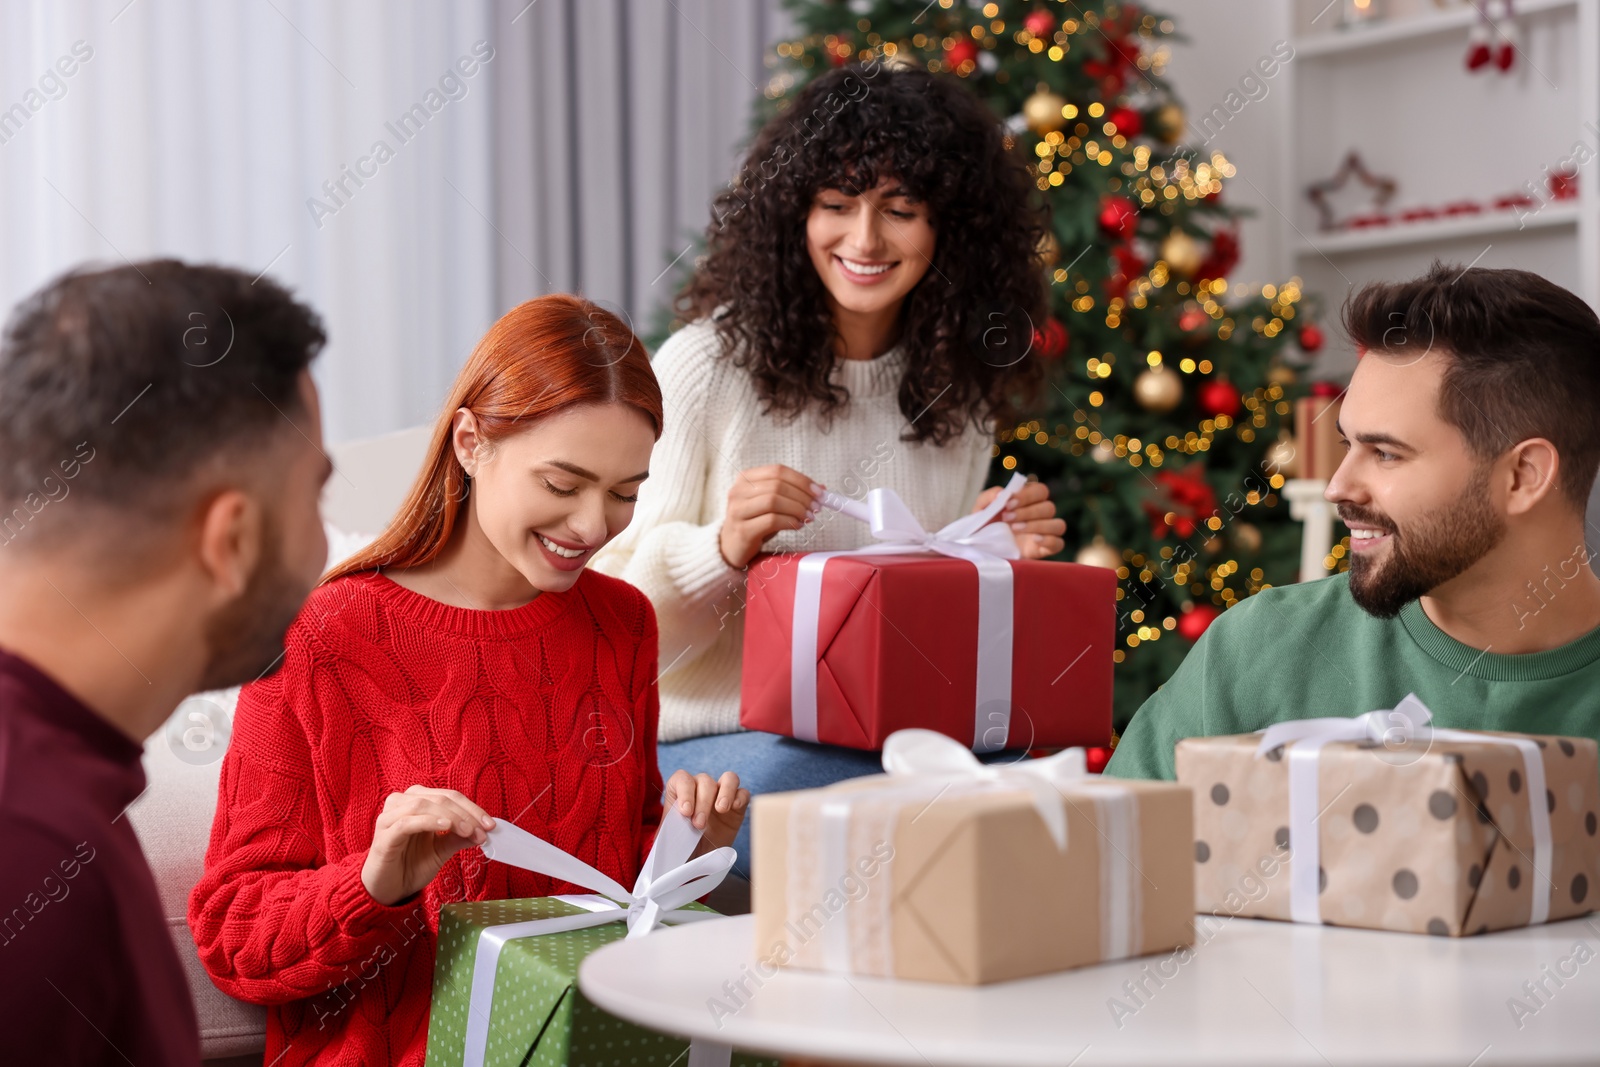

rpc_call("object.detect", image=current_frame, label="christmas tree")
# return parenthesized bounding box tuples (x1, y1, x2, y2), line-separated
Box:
(714, 0, 1331, 731)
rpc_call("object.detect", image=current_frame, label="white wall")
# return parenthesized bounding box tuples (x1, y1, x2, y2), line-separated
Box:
(0, 0, 792, 445)
(1158, 0, 1295, 290)
(0, 0, 501, 445)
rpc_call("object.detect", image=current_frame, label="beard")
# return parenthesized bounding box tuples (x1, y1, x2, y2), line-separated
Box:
(197, 513, 316, 691)
(1342, 464, 1505, 619)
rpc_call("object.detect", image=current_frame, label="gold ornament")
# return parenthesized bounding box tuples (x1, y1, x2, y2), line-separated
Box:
(1233, 521, 1263, 553)
(885, 45, 917, 71)
(1160, 231, 1204, 277)
(1263, 433, 1298, 479)
(1267, 364, 1298, 387)
(1035, 229, 1060, 268)
(1023, 87, 1070, 134)
(1150, 102, 1185, 143)
(1076, 537, 1122, 569)
(1133, 367, 1182, 413)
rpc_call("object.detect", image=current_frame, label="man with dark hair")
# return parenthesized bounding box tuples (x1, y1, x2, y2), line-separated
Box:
(0, 260, 332, 1063)
(1108, 263, 1600, 779)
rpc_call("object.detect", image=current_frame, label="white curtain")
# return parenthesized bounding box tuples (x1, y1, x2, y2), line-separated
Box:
(489, 0, 784, 332)
(0, 0, 789, 445)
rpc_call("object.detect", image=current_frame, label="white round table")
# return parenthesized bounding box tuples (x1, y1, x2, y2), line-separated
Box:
(579, 913, 1600, 1066)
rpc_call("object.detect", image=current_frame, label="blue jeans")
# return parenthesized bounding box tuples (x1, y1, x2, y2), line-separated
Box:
(658, 730, 1026, 880)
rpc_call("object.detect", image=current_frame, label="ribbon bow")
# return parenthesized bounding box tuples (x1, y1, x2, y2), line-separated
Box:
(791, 473, 1029, 750)
(1254, 691, 1433, 758)
(1253, 693, 1551, 928)
(818, 471, 1027, 564)
(881, 728, 1088, 850)
(478, 805, 734, 936)
(460, 809, 735, 1067)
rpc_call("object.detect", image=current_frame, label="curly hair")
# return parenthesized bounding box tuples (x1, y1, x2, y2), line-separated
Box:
(678, 63, 1050, 446)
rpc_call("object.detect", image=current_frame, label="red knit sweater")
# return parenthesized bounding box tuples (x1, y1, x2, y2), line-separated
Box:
(188, 569, 663, 1067)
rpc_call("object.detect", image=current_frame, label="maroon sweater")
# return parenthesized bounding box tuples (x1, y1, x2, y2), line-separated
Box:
(0, 649, 200, 1065)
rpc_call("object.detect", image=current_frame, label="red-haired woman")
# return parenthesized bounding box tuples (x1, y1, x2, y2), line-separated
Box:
(188, 296, 747, 1067)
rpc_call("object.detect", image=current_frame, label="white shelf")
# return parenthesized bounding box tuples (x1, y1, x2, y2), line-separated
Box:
(1295, 200, 1581, 255)
(1294, 0, 1576, 59)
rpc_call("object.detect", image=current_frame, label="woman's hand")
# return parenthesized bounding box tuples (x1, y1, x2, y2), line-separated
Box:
(718, 464, 823, 570)
(360, 785, 495, 907)
(973, 478, 1066, 560)
(664, 769, 750, 856)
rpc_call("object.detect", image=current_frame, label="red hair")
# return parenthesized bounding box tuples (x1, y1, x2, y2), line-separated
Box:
(324, 295, 660, 583)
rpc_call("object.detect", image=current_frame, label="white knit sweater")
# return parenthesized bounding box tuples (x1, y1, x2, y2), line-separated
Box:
(591, 317, 995, 742)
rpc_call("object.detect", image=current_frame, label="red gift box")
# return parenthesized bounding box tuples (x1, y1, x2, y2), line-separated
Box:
(738, 551, 1114, 751)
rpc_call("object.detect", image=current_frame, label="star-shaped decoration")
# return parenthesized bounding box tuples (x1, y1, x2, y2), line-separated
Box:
(1306, 151, 1398, 231)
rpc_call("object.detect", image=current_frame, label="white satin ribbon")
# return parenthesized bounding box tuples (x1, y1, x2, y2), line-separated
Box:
(789, 473, 1027, 752)
(1091, 784, 1142, 961)
(1256, 693, 1552, 927)
(460, 809, 735, 1067)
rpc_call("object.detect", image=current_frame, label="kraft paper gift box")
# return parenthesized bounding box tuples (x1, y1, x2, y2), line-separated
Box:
(738, 474, 1114, 752)
(1293, 383, 1343, 481)
(751, 730, 1195, 984)
(1176, 695, 1600, 936)
(425, 809, 774, 1067)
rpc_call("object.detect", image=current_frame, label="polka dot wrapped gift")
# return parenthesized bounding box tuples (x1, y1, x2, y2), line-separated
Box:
(1176, 694, 1600, 936)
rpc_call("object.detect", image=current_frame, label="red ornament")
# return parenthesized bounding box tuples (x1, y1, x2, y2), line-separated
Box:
(1311, 380, 1342, 398)
(1178, 307, 1209, 334)
(1024, 8, 1057, 37)
(1098, 196, 1139, 240)
(1176, 603, 1220, 642)
(1083, 34, 1136, 96)
(1144, 464, 1219, 540)
(1033, 317, 1070, 359)
(1096, 36, 1141, 69)
(1107, 106, 1143, 138)
(1157, 466, 1218, 515)
(1495, 36, 1515, 72)
(1105, 4, 1142, 35)
(1197, 229, 1239, 281)
(1085, 746, 1113, 774)
(1465, 32, 1492, 71)
(1298, 323, 1325, 353)
(1106, 243, 1145, 297)
(945, 37, 979, 69)
(1197, 379, 1241, 419)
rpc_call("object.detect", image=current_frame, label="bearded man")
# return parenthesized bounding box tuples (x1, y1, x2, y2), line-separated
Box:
(0, 260, 332, 1063)
(1107, 262, 1600, 780)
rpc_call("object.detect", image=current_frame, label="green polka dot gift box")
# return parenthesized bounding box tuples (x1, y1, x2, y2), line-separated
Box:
(424, 897, 776, 1067)
(1177, 722, 1600, 936)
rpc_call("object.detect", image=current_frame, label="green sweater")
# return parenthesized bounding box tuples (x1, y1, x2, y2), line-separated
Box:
(1104, 572, 1600, 780)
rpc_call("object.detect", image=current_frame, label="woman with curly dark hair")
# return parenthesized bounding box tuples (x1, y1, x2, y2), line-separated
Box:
(594, 63, 1064, 864)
